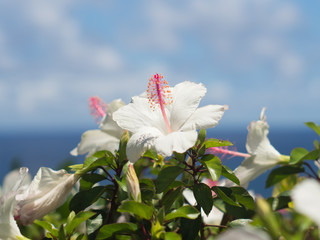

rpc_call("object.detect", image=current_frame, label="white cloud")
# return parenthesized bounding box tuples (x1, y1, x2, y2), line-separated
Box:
(16, 80, 61, 114)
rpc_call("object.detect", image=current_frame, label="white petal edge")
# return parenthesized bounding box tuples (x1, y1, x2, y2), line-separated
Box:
(126, 127, 163, 163)
(70, 129, 120, 156)
(154, 130, 198, 157)
(16, 168, 79, 225)
(169, 81, 207, 131)
(0, 194, 23, 239)
(113, 97, 167, 134)
(291, 179, 320, 226)
(224, 156, 277, 188)
(181, 105, 227, 131)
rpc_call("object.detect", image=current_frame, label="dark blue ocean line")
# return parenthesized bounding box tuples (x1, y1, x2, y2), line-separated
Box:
(0, 127, 318, 197)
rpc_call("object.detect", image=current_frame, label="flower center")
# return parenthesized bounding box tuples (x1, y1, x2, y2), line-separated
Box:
(147, 73, 173, 133)
(89, 96, 107, 124)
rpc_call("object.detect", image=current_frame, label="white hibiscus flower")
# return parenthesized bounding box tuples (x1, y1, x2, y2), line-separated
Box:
(15, 167, 79, 225)
(113, 73, 227, 163)
(224, 108, 289, 188)
(71, 97, 125, 157)
(0, 168, 30, 240)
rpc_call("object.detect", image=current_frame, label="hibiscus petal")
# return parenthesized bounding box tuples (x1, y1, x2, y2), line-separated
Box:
(16, 168, 79, 225)
(70, 129, 120, 156)
(245, 108, 280, 162)
(0, 193, 23, 239)
(126, 127, 163, 163)
(224, 156, 277, 188)
(113, 97, 168, 134)
(169, 81, 207, 131)
(154, 130, 198, 157)
(107, 99, 125, 114)
(181, 105, 226, 131)
(292, 179, 320, 226)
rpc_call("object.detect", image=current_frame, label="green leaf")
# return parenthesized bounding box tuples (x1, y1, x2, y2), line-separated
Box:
(180, 215, 202, 240)
(34, 220, 58, 237)
(69, 186, 106, 213)
(267, 195, 291, 211)
(65, 211, 96, 235)
(165, 206, 200, 221)
(161, 186, 183, 213)
(212, 186, 240, 207)
(78, 151, 115, 174)
(143, 149, 158, 160)
(59, 225, 66, 240)
(200, 154, 222, 181)
(290, 148, 320, 165)
(197, 129, 206, 146)
(118, 130, 129, 163)
(165, 232, 182, 240)
(156, 166, 183, 193)
(305, 122, 320, 136)
(193, 183, 213, 215)
(96, 223, 138, 240)
(230, 187, 255, 210)
(221, 165, 240, 185)
(80, 173, 106, 191)
(204, 138, 233, 148)
(265, 166, 305, 188)
(118, 200, 154, 220)
(290, 148, 309, 165)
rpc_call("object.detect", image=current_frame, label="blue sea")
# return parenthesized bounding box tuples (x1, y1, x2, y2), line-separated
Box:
(0, 127, 318, 197)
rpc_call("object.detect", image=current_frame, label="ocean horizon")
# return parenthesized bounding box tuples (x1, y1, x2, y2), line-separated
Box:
(0, 126, 318, 197)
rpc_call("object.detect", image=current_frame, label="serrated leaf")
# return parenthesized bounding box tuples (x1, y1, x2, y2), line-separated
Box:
(69, 186, 106, 213)
(265, 166, 304, 188)
(221, 165, 240, 185)
(118, 200, 154, 220)
(204, 138, 233, 148)
(165, 206, 200, 221)
(65, 211, 96, 234)
(193, 183, 213, 215)
(305, 122, 320, 136)
(156, 166, 183, 193)
(200, 154, 222, 181)
(96, 223, 138, 240)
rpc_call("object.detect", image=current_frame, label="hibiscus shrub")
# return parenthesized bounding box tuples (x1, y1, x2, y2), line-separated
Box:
(2, 74, 320, 240)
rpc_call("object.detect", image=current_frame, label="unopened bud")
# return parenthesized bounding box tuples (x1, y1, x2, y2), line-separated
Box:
(126, 163, 141, 202)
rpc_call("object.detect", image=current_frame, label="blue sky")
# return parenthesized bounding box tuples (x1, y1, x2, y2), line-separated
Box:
(0, 0, 319, 133)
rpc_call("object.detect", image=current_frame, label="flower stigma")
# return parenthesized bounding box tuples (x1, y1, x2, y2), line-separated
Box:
(147, 73, 173, 133)
(89, 96, 108, 124)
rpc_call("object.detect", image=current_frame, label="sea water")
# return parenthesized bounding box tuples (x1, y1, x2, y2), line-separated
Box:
(0, 127, 318, 197)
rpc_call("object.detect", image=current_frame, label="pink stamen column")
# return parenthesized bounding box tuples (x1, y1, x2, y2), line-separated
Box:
(147, 73, 173, 134)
